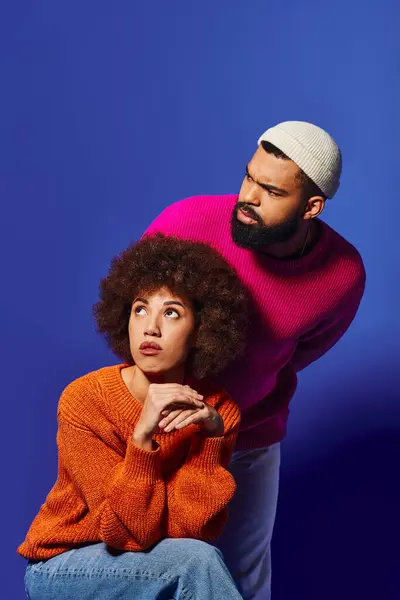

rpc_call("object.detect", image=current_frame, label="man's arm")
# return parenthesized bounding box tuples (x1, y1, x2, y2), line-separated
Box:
(142, 195, 215, 240)
(142, 200, 187, 237)
(291, 287, 364, 372)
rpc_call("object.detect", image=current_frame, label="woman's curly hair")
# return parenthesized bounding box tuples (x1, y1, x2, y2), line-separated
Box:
(93, 234, 248, 379)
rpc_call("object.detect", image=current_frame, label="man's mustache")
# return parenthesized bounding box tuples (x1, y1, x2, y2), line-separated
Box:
(235, 202, 263, 226)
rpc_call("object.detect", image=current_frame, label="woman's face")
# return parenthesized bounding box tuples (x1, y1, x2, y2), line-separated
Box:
(128, 287, 197, 377)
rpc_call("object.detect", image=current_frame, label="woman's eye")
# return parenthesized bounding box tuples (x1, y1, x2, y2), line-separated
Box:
(165, 309, 179, 319)
(134, 306, 146, 315)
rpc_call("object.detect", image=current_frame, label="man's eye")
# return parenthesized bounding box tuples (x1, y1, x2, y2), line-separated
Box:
(245, 172, 252, 181)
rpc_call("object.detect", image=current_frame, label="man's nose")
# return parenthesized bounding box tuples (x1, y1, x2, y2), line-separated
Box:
(242, 182, 261, 206)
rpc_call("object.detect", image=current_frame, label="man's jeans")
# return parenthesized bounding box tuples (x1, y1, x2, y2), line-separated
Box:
(215, 443, 281, 600)
(24, 538, 243, 600)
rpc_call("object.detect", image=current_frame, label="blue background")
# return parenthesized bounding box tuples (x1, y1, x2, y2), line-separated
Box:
(2, 1, 399, 598)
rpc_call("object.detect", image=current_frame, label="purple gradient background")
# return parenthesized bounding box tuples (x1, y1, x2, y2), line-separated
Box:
(1, 1, 399, 598)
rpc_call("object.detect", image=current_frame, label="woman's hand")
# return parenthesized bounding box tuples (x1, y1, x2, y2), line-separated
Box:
(133, 383, 204, 449)
(158, 398, 224, 437)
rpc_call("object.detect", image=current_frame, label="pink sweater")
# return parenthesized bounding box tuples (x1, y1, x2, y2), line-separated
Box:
(144, 195, 365, 450)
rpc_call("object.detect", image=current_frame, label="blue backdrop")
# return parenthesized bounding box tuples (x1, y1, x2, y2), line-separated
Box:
(2, 1, 399, 598)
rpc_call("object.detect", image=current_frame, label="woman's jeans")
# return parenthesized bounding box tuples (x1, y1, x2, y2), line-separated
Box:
(24, 538, 243, 600)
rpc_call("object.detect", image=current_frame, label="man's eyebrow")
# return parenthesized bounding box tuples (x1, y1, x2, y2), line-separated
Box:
(245, 163, 289, 195)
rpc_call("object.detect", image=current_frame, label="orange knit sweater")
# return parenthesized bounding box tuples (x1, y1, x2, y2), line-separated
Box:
(18, 365, 241, 560)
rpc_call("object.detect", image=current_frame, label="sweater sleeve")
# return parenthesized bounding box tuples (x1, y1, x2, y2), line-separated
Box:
(57, 415, 166, 551)
(144, 205, 174, 236)
(165, 395, 240, 542)
(291, 284, 365, 372)
(142, 197, 198, 238)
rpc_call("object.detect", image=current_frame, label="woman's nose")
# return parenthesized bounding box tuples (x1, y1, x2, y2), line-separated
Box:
(144, 318, 161, 337)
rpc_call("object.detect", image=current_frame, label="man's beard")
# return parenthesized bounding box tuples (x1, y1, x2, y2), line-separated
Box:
(231, 202, 302, 250)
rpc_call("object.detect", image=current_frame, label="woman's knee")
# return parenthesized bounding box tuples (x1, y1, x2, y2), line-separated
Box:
(164, 538, 224, 565)
(24, 562, 52, 600)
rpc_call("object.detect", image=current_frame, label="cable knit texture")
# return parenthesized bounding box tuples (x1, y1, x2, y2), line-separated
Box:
(17, 365, 240, 560)
(143, 195, 366, 450)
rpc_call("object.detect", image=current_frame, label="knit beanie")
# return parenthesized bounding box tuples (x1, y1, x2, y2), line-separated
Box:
(257, 121, 342, 198)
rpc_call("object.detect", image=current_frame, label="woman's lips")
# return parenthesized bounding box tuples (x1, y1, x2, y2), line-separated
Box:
(140, 348, 161, 356)
(139, 342, 162, 356)
(237, 207, 258, 225)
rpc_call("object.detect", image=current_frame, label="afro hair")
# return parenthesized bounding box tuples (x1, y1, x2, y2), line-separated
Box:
(93, 234, 248, 379)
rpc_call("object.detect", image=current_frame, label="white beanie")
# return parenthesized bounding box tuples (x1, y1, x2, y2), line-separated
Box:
(257, 121, 342, 198)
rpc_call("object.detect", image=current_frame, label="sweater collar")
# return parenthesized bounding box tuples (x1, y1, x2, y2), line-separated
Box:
(247, 218, 332, 275)
(102, 365, 209, 427)
(102, 364, 143, 426)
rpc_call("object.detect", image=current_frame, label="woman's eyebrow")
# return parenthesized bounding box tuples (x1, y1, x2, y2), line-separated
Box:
(163, 301, 185, 308)
(133, 297, 148, 304)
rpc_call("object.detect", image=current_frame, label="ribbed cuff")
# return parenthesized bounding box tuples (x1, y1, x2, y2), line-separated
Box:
(123, 437, 162, 484)
(188, 434, 226, 471)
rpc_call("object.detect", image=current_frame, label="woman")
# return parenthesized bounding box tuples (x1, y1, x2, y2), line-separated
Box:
(18, 233, 248, 600)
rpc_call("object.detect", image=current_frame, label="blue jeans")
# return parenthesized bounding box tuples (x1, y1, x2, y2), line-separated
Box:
(215, 444, 281, 600)
(24, 538, 243, 600)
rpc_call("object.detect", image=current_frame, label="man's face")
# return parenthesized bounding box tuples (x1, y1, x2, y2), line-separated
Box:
(231, 146, 306, 250)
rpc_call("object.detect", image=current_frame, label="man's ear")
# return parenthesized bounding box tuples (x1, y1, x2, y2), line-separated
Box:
(304, 195, 325, 219)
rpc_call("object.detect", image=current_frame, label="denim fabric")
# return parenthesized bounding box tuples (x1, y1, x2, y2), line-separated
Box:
(215, 443, 281, 600)
(24, 538, 243, 600)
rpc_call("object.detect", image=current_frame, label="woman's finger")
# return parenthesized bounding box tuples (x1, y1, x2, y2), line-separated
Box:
(174, 410, 207, 430)
(164, 409, 198, 432)
(158, 394, 203, 412)
(167, 393, 204, 409)
(184, 386, 204, 400)
(155, 384, 204, 401)
(159, 409, 184, 429)
(163, 409, 198, 432)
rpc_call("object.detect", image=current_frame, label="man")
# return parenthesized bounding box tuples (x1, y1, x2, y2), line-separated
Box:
(143, 121, 365, 599)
